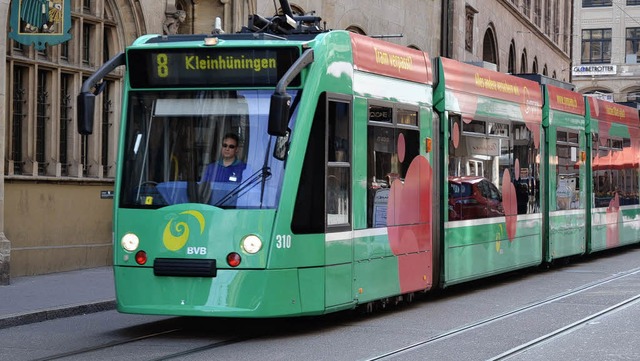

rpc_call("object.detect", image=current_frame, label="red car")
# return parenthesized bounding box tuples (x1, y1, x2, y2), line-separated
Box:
(448, 176, 505, 220)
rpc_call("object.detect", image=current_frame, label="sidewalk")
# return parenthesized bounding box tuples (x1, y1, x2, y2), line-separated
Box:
(0, 267, 115, 329)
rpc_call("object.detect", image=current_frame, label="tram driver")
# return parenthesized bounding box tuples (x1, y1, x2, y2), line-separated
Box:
(201, 133, 246, 183)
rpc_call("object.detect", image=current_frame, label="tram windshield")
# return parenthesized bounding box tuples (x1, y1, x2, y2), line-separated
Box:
(120, 90, 298, 209)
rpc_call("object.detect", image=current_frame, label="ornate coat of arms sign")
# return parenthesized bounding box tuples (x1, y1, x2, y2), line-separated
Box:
(9, 0, 72, 50)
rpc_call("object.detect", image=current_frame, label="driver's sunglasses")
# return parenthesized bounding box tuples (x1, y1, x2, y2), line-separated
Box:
(222, 143, 236, 149)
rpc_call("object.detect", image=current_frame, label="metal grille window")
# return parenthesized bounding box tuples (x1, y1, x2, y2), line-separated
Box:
(81, 135, 89, 177)
(83, 0, 92, 13)
(12, 68, 27, 175)
(36, 70, 50, 175)
(60, 74, 72, 176)
(60, 41, 69, 60)
(101, 82, 112, 177)
(581, 29, 612, 64)
(82, 24, 92, 65)
(6, 0, 122, 179)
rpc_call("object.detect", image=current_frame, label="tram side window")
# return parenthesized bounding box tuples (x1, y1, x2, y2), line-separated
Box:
(448, 115, 540, 221)
(593, 135, 638, 207)
(292, 95, 326, 234)
(366, 103, 420, 228)
(556, 130, 582, 210)
(326, 99, 351, 228)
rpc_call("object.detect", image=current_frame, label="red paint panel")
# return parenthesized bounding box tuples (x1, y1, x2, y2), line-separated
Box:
(440, 57, 543, 124)
(589, 97, 640, 126)
(350, 32, 431, 84)
(387, 156, 433, 293)
(547, 85, 585, 116)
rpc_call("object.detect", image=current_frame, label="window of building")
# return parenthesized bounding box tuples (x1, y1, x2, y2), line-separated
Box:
(552, 0, 560, 44)
(6, 1, 122, 179)
(520, 49, 528, 73)
(82, 23, 92, 66)
(544, 0, 551, 36)
(11, 67, 27, 175)
(629, 0, 640, 5)
(508, 41, 516, 74)
(627, 90, 640, 102)
(523, 0, 531, 17)
(582, 0, 612, 6)
(36, 70, 50, 175)
(101, 81, 115, 177)
(534, 0, 542, 27)
(465, 6, 478, 52)
(482, 27, 498, 66)
(60, 74, 72, 177)
(533, 57, 539, 73)
(563, 1, 571, 52)
(581, 28, 612, 64)
(626, 28, 640, 63)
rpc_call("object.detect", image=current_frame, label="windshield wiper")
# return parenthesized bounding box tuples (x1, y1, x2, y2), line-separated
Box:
(214, 166, 271, 207)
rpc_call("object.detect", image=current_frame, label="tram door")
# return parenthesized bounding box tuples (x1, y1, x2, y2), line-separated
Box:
(324, 95, 353, 308)
(366, 102, 420, 228)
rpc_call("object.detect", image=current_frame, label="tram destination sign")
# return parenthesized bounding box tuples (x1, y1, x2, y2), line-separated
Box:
(128, 47, 300, 88)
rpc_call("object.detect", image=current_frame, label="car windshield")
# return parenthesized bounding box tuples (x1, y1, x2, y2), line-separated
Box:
(119, 90, 298, 209)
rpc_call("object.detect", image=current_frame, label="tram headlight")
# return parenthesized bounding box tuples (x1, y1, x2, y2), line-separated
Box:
(241, 235, 262, 254)
(121, 233, 140, 252)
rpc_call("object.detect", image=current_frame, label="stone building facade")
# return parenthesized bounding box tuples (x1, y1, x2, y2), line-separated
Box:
(572, 0, 640, 104)
(0, 0, 571, 282)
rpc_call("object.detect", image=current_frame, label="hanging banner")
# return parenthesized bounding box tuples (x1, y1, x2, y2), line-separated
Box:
(9, 0, 72, 50)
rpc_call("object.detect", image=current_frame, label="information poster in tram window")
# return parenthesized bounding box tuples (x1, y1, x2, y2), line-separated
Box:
(373, 188, 390, 228)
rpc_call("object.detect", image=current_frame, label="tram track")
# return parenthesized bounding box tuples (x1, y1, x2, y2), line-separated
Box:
(32, 328, 183, 361)
(488, 292, 640, 360)
(27, 263, 640, 361)
(365, 265, 640, 361)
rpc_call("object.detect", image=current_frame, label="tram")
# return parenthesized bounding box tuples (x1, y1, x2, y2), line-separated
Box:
(77, 3, 640, 317)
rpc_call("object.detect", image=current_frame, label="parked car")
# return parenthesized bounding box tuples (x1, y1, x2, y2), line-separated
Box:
(448, 176, 504, 220)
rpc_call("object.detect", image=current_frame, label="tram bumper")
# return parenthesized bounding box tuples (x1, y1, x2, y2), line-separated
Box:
(114, 266, 310, 317)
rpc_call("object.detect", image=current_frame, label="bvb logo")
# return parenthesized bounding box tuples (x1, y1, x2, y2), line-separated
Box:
(163, 210, 205, 251)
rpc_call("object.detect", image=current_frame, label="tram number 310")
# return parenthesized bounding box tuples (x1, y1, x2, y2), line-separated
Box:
(276, 234, 292, 249)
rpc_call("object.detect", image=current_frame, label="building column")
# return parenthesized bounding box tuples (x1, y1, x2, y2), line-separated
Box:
(0, 0, 11, 285)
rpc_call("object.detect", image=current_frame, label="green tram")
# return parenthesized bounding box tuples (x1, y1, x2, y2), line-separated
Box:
(78, 18, 640, 318)
(588, 97, 640, 252)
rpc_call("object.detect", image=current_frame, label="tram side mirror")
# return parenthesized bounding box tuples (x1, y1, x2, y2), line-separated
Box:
(268, 93, 291, 136)
(77, 92, 95, 135)
(273, 129, 291, 161)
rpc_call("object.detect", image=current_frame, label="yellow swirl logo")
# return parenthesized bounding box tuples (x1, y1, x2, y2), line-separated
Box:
(162, 210, 205, 251)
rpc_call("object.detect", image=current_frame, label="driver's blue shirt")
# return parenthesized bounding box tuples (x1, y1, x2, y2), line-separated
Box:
(201, 158, 246, 183)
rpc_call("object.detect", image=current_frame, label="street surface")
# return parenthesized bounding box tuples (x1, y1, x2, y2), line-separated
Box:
(1, 246, 639, 361)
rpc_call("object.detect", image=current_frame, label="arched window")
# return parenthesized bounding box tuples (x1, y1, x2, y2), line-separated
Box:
(543, 64, 548, 76)
(626, 90, 640, 103)
(520, 49, 528, 73)
(532, 57, 539, 74)
(346, 25, 366, 35)
(508, 41, 516, 74)
(482, 26, 498, 67)
(585, 90, 614, 103)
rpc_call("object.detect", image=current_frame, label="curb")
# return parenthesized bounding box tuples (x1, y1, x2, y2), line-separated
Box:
(0, 299, 116, 330)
